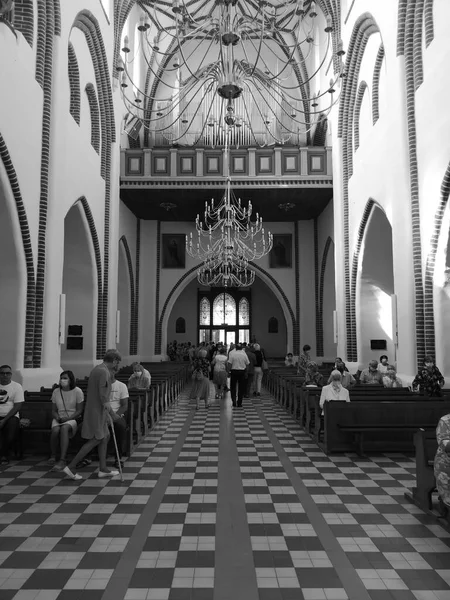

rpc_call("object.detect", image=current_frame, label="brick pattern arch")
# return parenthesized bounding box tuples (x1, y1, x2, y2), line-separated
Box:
(396, 0, 429, 367)
(372, 44, 384, 124)
(68, 42, 81, 125)
(317, 236, 334, 357)
(337, 12, 380, 361)
(77, 197, 103, 359)
(0, 133, 36, 368)
(119, 236, 136, 356)
(424, 0, 435, 47)
(73, 9, 116, 356)
(33, 0, 57, 367)
(354, 80, 368, 151)
(135, 219, 141, 355)
(313, 115, 328, 146)
(423, 161, 450, 358)
(85, 83, 100, 153)
(12, 0, 34, 46)
(154, 263, 297, 355)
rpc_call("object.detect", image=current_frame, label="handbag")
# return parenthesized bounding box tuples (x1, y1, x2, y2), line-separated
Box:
(261, 359, 269, 371)
(193, 370, 204, 381)
(60, 389, 82, 424)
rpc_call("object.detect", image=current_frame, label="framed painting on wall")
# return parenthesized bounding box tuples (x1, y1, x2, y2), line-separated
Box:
(269, 234, 292, 268)
(162, 234, 186, 268)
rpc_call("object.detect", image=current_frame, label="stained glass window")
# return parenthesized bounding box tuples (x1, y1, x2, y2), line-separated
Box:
(199, 297, 210, 325)
(213, 293, 236, 325)
(239, 298, 250, 325)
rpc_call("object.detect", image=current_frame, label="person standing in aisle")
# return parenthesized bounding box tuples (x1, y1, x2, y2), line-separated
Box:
(63, 349, 122, 480)
(227, 344, 249, 407)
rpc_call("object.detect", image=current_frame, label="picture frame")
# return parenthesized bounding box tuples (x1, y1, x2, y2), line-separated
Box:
(269, 234, 292, 268)
(162, 234, 186, 268)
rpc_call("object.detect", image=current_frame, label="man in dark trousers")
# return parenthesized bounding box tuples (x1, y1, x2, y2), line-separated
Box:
(63, 349, 122, 480)
(227, 343, 249, 407)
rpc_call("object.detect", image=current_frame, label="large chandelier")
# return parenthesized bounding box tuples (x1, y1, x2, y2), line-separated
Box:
(119, 0, 345, 147)
(186, 142, 273, 286)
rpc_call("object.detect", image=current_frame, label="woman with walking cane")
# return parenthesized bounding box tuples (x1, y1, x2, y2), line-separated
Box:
(62, 349, 122, 481)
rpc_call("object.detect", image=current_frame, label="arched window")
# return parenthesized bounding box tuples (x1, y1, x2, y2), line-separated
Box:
(268, 317, 278, 333)
(176, 317, 186, 334)
(239, 298, 249, 325)
(199, 297, 210, 325)
(213, 293, 236, 326)
(198, 290, 251, 345)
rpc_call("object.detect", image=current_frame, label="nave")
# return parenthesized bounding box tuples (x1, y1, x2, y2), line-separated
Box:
(0, 388, 449, 600)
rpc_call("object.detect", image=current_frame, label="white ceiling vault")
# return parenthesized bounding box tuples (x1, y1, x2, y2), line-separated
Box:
(114, 0, 344, 148)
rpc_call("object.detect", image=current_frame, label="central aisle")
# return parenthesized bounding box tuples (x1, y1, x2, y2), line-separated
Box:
(0, 386, 449, 600)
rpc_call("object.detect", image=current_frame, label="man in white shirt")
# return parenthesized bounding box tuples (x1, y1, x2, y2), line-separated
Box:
(227, 344, 250, 407)
(109, 370, 129, 469)
(0, 365, 24, 464)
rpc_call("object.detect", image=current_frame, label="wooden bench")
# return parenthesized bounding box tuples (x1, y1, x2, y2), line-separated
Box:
(404, 428, 437, 512)
(321, 400, 450, 455)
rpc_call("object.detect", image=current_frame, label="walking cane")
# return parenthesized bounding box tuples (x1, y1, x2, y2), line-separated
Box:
(108, 413, 124, 483)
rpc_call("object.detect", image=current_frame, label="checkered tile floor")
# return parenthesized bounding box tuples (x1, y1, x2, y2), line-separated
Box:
(0, 385, 449, 600)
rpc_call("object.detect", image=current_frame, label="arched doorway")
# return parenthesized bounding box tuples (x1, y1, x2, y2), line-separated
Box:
(0, 174, 26, 369)
(198, 290, 251, 346)
(61, 202, 97, 377)
(166, 274, 287, 356)
(356, 205, 395, 366)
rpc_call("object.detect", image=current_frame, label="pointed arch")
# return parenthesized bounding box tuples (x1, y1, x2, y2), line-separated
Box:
(317, 236, 334, 357)
(372, 44, 385, 124)
(424, 161, 450, 358)
(354, 80, 368, 151)
(155, 264, 296, 356)
(75, 197, 103, 359)
(0, 133, 35, 368)
(337, 12, 381, 361)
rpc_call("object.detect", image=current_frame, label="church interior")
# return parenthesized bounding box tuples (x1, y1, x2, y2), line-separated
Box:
(1, 0, 450, 599)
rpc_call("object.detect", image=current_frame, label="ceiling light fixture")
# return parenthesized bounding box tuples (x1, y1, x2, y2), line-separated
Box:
(119, 0, 345, 148)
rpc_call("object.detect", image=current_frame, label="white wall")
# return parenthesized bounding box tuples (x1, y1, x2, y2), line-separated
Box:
(332, 0, 450, 381)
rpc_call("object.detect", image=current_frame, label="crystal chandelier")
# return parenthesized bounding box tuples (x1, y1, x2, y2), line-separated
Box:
(119, 0, 345, 147)
(186, 140, 273, 286)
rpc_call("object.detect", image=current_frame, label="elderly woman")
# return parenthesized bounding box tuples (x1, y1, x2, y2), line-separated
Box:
(297, 344, 311, 376)
(434, 413, 450, 515)
(383, 366, 403, 388)
(319, 370, 350, 411)
(304, 361, 323, 387)
(412, 355, 445, 397)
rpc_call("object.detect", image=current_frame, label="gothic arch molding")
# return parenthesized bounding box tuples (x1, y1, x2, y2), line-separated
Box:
(0, 133, 35, 368)
(156, 264, 296, 356)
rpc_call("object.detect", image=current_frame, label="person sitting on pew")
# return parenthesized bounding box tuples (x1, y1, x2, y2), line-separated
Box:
(434, 413, 450, 515)
(319, 370, 350, 411)
(128, 362, 151, 390)
(0, 365, 24, 465)
(378, 355, 390, 374)
(284, 353, 297, 368)
(328, 360, 355, 389)
(108, 368, 129, 470)
(49, 370, 84, 471)
(412, 355, 445, 397)
(359, 360, 383, 385)
(383, 366, 403, 389)
(304, 362, 323, 388)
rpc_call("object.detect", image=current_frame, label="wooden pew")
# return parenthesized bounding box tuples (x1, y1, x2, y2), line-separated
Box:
(404, 428, 437, 512)
(321, 400, 450, 455)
